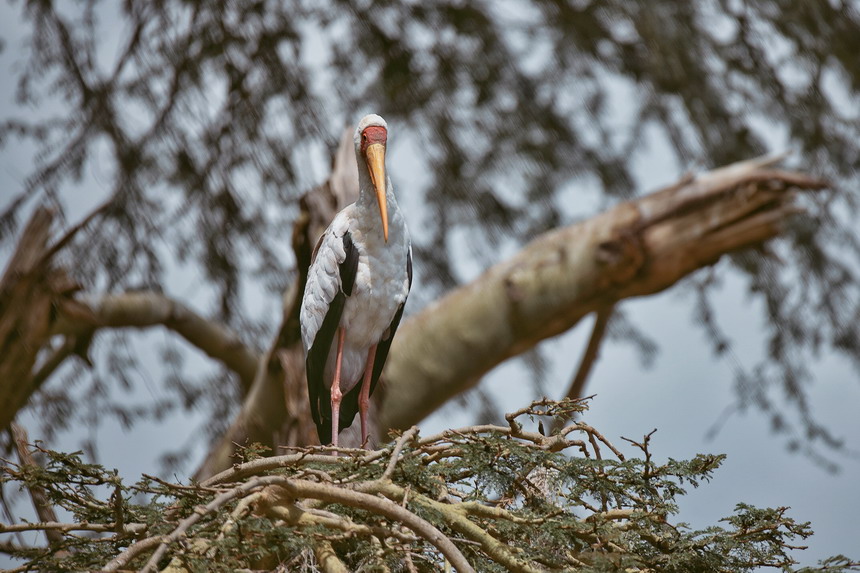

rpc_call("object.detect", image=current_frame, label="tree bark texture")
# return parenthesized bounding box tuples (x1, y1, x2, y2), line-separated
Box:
(0, 208, 79, 430)
(381, 156, 824, 430)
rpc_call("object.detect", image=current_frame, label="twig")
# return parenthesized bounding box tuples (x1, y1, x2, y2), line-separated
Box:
(119, 475, 475, 573)
(263, 499, 418, 544)
(132, 479, 269, 572)
(403, 551, 419, 573)
(504, 397, 587, 423)
(199, 451, 377, 488)
(382, 426, 418, 481)
(314, 539, 349, 573)
(362, 481, 542, 573)
(142, 473, 222, 494)
(563, 305, 614, 404)
(216, 491, 260, 541)
(0, 521, 146, 535)
(584, 508, 635, 523)
(38, 198, 114, 266)
(621, 429, 658, 481)
(571, 422, 626, 461)
(101, 535, 163, 571)
(420, 423, 581, 455)
(280, 478, 475, 573)
(24, 336, 80, 397)
(11, 424, 62, 545)
(458, 501, 555, 525)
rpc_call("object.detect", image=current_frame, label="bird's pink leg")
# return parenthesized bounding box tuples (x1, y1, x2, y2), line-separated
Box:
(330, 327, 346, 455)
(358, 344, 378, 448)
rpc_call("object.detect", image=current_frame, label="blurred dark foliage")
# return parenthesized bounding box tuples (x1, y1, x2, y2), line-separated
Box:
(1, 0, 859, 469)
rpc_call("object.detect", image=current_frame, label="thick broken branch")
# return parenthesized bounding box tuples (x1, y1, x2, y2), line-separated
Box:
(0, 205, 261, 430)
(0, 207, 76, 430)
(380, 155, 826, 431)
(195, 154, 826, 477)
(10, 424, 62, 546)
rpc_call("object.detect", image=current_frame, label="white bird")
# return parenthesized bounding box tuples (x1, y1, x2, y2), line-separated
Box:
(300, 114, 412, 449)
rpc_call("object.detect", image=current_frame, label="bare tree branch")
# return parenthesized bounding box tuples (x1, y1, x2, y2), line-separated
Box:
(0, 207, 74, 430)
(0, 204, 262, 431)
(383, 426, 419, 481)
(565, 305, 615, 402)
(120, 475, 475, 573)
(356, 480, 541, 573)
(379, 156, 827, 431)
(37, 199, 113, 268)
(10, 424, 62, 546)
(313, 540, 351, 573)
(0, 520, 146, 535)
(52, 291, 260, 394)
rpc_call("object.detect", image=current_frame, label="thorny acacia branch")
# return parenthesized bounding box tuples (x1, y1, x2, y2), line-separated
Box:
(4, 399, 852, 572)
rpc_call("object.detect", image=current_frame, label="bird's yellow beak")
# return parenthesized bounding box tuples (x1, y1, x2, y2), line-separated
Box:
(365, 143, 389, 242)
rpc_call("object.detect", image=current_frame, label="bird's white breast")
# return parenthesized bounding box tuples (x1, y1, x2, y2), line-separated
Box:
(343, 226, 409, 345)
(300, 199, 411, 396)
(334, 206, 410, 392)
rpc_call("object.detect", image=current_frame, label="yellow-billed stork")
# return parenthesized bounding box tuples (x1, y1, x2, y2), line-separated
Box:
(300, 114, 412, 448)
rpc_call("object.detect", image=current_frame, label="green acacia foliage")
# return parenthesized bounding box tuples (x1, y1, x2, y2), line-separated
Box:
(2, 400, 856, 572)
(1, 1, 859, 464)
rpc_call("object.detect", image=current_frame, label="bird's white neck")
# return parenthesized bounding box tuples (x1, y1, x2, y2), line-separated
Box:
(355, 156, 400, 217)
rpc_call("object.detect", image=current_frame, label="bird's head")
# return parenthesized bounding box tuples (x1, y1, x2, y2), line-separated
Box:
(355, 114, 389, 242)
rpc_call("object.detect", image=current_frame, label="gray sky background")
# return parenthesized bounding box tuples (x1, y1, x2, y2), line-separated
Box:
(1, 3, 858, 569)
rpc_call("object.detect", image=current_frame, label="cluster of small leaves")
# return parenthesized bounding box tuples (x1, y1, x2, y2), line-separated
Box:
(0, 446, 175, 572)
(2, 401, 857, 572)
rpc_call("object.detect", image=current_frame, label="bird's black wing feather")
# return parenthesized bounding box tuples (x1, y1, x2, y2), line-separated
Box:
(339, 231, 359, 296)
(306, 231, 359, 445)
(339, 249, 412, 433)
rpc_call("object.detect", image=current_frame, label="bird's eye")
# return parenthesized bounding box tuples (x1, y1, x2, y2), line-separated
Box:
(362, 133, 368, 141)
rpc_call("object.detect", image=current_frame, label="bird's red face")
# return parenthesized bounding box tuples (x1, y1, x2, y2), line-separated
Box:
(360, 125, 387, 154)
(361, 126, 389, 242)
